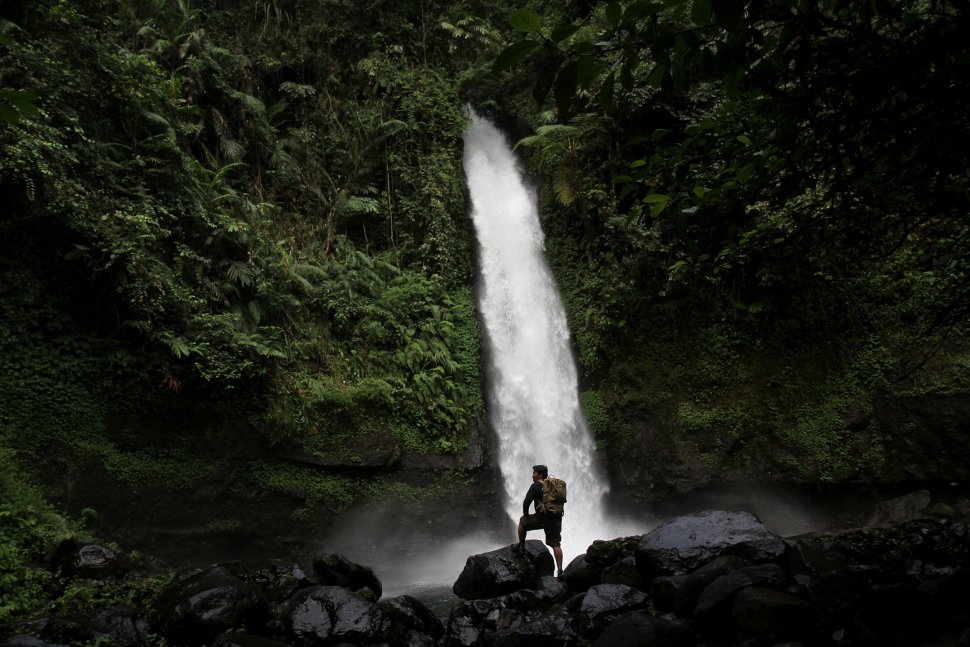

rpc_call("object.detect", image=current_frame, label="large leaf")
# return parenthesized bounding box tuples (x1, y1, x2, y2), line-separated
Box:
(492, 40, 540, 73)
(691, 0, 713, 26)
(533, 61, 559, 106)
(599, 70, 616, 113)
(511, 8, 542, 33)
(0, 89, 40, 124)
(551, 22, 580, 43)
(554, 60, 579, 116)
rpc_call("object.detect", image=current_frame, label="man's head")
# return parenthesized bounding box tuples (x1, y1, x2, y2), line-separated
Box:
(532, 464, 548, 479)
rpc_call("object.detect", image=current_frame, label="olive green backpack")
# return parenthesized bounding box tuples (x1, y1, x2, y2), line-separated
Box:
(539, 476, 567, 514)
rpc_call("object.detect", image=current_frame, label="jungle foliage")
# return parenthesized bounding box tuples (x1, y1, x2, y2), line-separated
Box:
(484, 0, 970, 479)
(0, 0, 505, 628)
(0, 0, 495, 451)
(2, 0, 970, 631)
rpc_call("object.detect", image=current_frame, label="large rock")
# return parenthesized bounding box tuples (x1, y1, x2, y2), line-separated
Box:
(1, 638, 70, 647)
(444, 599, 505, 647)
(577, 583, 649, 635)
(285, 585, 386, 645)
(584, 536, 641, 571)
(78, 606, 151, 646)
(312, 553, 382, 600)
(152, 565, 269, 646)
(865, 490, 932, 526)
(453, 541, 554, 599)
(8, 606, 149, 647)
(212, 631, 293, 646)
(651, 555, 750, 616)
(489, 605, 577, 646)
(694, 564, 787, 626)
(731, 586, 822, 644)
(601, 556, 643, 588)
(592, 610, 695, 647)
(852, 583, 944, 645)
(560, 554, 600, 592)
(379, 594, 445, 642)
(443, 578, 569, 646)
(73, 544, 121, 578)
(251, 563, 314, 605)
(636, 510, 776, 578)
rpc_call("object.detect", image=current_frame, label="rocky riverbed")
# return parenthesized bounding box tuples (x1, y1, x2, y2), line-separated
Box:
(3, 490, 969, 646)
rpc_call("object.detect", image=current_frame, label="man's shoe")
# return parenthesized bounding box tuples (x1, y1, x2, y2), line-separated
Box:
(511, 543, 525, 554)
(557, 570, 565, 579)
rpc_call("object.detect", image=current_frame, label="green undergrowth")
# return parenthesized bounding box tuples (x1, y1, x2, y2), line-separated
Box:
(0, 448, 84, 628)
(245, 462, 468, 521)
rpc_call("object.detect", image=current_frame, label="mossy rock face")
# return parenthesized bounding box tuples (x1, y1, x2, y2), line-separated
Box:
(286, 431, 403, 469)
(872, 394, 970, 482)
(604, 386, 970, 501)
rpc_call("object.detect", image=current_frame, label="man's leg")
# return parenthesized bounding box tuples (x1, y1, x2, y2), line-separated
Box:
(553, 546, 563, 574)
(517, 515, 527, 547)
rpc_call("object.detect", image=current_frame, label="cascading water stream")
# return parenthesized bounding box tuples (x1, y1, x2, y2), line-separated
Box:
(321, 110, 644, 607)
(463, 109, 624, 563)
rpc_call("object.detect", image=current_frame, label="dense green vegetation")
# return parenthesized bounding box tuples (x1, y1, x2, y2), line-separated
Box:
(0, 0, 503, 629)
(2, 0, 970, 634)
(486, 0, 970, 482)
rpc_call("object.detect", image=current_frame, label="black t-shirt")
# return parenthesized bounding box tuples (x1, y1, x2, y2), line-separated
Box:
(523, 480, 543, 516)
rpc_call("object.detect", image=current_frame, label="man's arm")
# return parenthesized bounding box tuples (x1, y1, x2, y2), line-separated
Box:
(522, 481, 542, 516)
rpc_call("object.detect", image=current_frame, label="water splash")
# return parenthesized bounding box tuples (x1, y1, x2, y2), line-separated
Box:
(463, 109, 633, 564)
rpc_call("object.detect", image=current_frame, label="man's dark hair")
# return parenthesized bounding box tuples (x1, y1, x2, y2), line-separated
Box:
(532, 464, 548, 478)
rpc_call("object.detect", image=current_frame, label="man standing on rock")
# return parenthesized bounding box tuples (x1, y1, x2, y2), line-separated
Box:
(515, 464, 565, 577)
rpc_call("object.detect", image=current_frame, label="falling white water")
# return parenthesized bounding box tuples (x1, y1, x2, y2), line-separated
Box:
(463, 109, 629, 564)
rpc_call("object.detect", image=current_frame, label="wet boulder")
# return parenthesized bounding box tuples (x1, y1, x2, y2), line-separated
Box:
(152, 565, 269, 646)
(0, 638, 70, 647)
(251, 563, 313, 605)
(636, 510, 776, 578)
(560, 554, 600, 592)
(720, 536, 789, 564)
(453, 540, 554, 599)
(285, 585, 386, 645)
(524, 575, 570, 606)
(592, 610, 695, 647)
(444, 575, 571, 646)
(785, 538, 850, 576)
(731, 586, 822, 644)
(489, 605, 577, 647)
(312, 553, 382, 600)
(444, 598, 506, 647)
(852, 583, 944, 645)
(577, 583, 649, 635)
(72, 544, 121, 579)
(77, 606, 150, 646)
(379, 594, 445, 643)
(10, 609, 148, 647)
(694, 563, 787, 627)
(601, 556, 643, 588)
(212, 631, 293, 646)
(651, 555, 750, 616)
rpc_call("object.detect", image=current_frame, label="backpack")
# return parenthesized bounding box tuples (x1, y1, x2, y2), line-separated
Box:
(539, 476, 567, 515)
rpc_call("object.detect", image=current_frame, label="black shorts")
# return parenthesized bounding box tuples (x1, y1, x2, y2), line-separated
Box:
(521, 512, 563, 547)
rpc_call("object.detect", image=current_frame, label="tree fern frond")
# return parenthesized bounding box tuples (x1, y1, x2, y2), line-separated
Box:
(226, 260, 254, 286)
(234, 91, 267, 115)
(220, 138, 246, 162)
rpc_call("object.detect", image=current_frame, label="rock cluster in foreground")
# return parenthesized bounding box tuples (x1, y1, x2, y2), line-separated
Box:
(446, 509, 970, 646)
(3, 507, 969, 646)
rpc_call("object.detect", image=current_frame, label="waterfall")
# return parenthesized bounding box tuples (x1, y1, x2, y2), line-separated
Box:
(463, 109, 616, 561)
